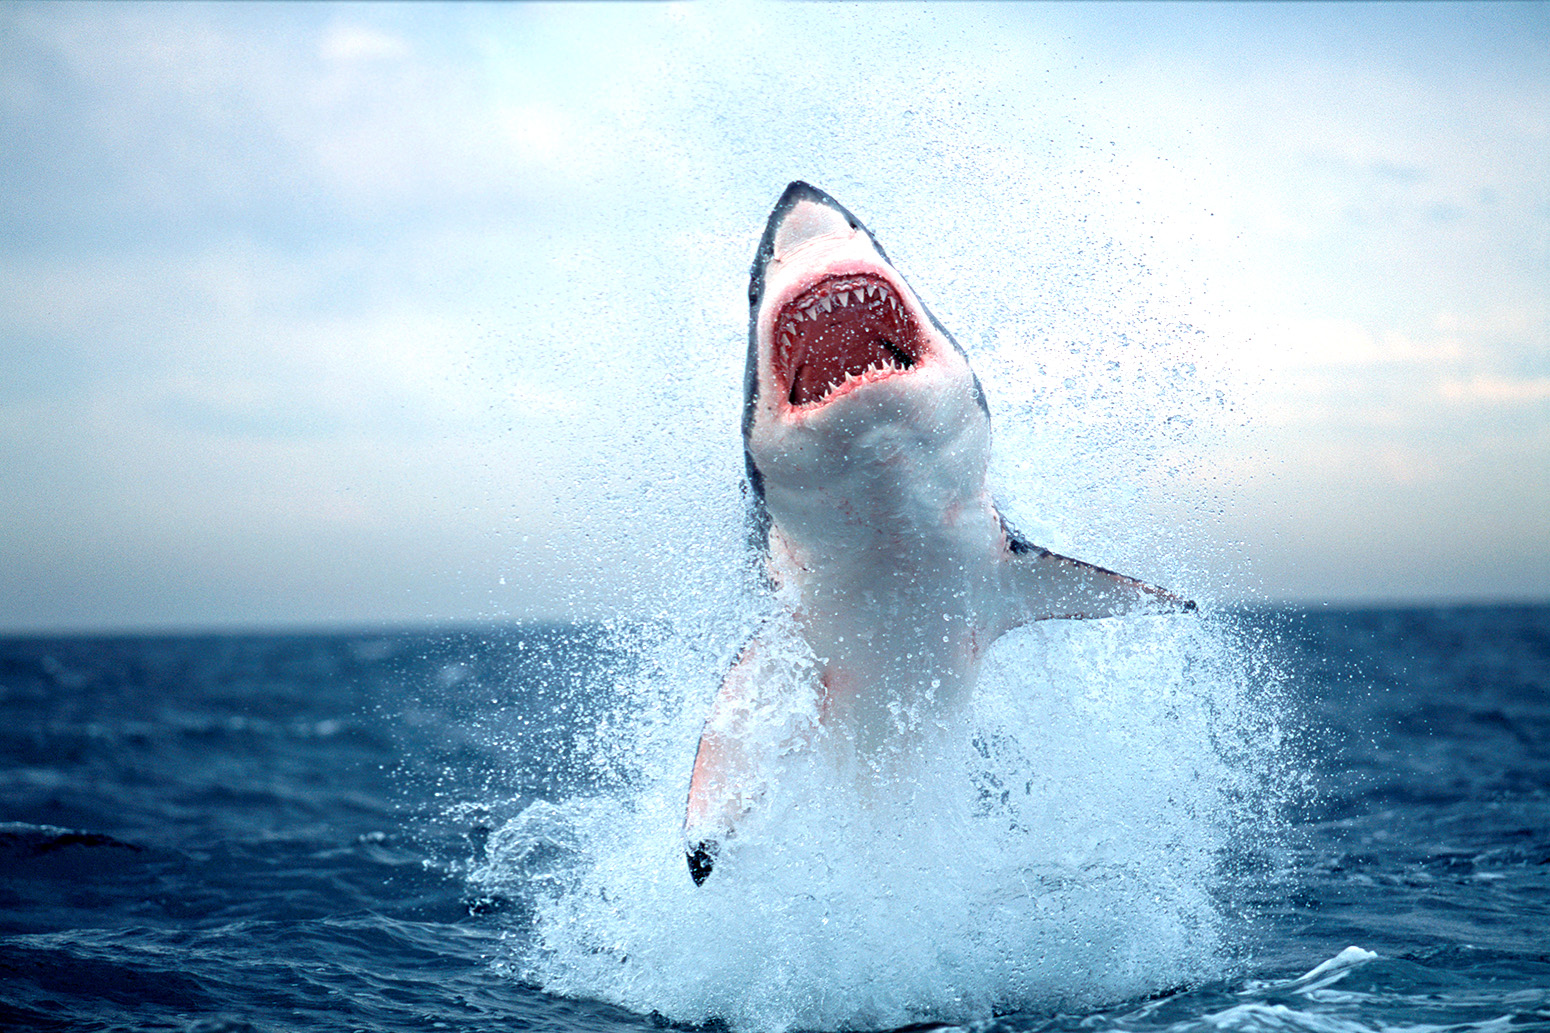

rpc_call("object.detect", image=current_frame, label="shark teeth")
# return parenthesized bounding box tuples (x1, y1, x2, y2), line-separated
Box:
(831, 358, 908, 392)
(773, 272, 920, 409)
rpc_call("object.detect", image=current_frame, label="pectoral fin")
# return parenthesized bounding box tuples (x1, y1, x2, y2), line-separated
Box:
(682, 639, 766, 885)
(997, 517, 1195, 629)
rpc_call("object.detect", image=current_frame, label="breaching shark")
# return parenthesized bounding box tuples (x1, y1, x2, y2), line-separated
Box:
(684, 182, 1194, 885)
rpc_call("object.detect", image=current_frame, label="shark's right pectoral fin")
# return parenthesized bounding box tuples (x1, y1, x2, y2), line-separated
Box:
(683, 640, 767, 885)
(683, 712, 739, 885)
(998, 526, 1195, 629)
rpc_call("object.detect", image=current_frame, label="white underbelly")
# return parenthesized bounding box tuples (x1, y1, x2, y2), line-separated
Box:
(786, 520, 1002, 751)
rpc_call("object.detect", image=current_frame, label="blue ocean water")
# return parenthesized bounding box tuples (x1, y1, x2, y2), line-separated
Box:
(1, 605, 1547, 1032)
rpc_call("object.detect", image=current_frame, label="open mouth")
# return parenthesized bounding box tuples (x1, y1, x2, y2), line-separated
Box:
(774, 273, 920, 408)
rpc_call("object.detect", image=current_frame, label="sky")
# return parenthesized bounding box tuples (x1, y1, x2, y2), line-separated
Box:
(1, 1, 1546, 634)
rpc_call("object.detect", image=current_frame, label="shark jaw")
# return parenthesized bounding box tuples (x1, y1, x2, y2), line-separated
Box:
(773, 272, 920, 410)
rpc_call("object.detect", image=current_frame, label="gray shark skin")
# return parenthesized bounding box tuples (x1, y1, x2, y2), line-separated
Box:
(685, 182, 1194, 885)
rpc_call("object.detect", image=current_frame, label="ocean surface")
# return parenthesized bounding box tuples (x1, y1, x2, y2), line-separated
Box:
(2, 604, 1547, 1033)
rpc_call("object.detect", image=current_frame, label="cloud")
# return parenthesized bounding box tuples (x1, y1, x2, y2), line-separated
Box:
(2, 1, 1547, 628)
(1439, 376, 1550, 406)
(319, 23, 410, 63)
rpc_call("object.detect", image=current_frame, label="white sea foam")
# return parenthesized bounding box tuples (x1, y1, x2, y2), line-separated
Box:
(470, 603, 1284, 1032)
(1295, 946, 1379, 987)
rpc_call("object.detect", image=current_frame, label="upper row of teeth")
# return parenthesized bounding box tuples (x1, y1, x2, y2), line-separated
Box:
(787, 284, 899, 326)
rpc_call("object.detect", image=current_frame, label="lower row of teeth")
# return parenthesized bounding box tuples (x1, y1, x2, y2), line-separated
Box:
(830, 358, 907, 392)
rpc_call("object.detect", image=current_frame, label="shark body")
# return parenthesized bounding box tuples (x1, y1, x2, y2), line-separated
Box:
(684, 182, 1193, 885)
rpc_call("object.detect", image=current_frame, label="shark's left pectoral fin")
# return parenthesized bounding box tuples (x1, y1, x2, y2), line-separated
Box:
(998, 522, 1195, 628)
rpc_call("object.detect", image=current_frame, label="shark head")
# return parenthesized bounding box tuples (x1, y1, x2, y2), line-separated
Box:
(742, 182, 990, 554)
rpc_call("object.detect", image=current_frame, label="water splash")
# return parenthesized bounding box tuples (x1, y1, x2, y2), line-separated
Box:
(467, 601, 1287, 1031)
(457, 11, 1284, 1024)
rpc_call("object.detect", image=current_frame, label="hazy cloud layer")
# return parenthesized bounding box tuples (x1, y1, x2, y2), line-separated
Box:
(1, 2, 1545, 632)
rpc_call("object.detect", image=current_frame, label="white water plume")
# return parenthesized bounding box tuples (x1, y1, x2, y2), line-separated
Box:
(460, 8, 1285, 1028)
(469, 602, 1286, 1032)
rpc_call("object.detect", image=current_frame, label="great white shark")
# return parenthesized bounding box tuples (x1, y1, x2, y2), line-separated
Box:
(684, 181, 1194, 885)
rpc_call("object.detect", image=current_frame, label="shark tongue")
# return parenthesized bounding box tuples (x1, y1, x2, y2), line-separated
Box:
(777, 274, 918, 408)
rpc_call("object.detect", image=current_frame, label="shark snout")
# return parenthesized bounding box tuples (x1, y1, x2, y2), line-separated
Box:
(768, 185, 859, 262)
